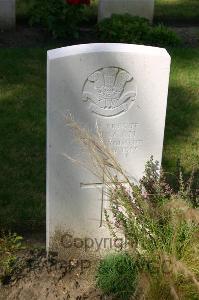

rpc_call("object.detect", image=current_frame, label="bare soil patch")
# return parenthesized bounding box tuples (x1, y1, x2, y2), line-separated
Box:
(0, 248, 112, 300)
(170, 26, 199, 47)
(0, 25, 97, 48)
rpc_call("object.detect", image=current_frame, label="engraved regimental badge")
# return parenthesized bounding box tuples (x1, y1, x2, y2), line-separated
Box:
(82, 67, 137, 117)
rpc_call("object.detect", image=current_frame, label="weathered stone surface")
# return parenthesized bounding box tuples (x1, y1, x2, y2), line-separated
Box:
(0, 0, 15, 30)
(98, 0, 154, 22)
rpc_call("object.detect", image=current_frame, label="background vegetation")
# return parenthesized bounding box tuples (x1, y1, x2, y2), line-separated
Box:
(155, 0, 199, 24)
(16, 0, 199, 25)
(97, 14, 181, 47)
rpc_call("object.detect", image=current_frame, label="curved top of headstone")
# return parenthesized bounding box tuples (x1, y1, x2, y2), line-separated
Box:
(47, 43, 170, 61)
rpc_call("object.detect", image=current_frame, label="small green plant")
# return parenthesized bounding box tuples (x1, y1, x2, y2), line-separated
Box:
(30, 0, 88, 38)
(97, 14, 181, 47)
(0, 232, 24, 284)
(96, 252, 139, 299)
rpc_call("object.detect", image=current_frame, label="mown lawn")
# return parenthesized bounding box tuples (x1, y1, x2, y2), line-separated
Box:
(163, 48, 199, 178)
(0, 47, 198, 233)
(0, 49, 46, 233)
(155, 0, 199, 24)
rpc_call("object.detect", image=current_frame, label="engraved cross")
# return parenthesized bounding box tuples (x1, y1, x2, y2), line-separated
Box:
(80, 177, 128, 227)
(80, 176, 107, 228)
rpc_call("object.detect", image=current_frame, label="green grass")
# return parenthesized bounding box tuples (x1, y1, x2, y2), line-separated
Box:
(155, 0, 199, 24)
(163, 48, 199, 178)
(0, 47, 198, 233)
(0, 49, 46, 233)
(96, 253, 138, 299)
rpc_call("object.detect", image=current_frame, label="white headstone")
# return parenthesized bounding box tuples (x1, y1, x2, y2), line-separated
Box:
(98, 0, 154, 23)
(0, 0, 15, 30)
(47, 43, 170, 249)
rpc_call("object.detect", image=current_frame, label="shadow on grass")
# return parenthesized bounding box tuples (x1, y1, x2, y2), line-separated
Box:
(165, 85, 199, 141)
(163, 83, 199, 190)
(0, 49, 46, 234)
(162, 47, 199, 179)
